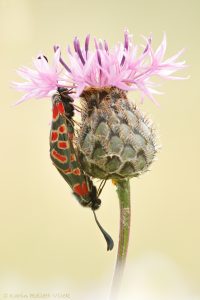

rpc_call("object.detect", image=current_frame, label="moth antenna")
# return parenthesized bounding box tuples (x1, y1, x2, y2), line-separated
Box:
(92, 210, 114, 251)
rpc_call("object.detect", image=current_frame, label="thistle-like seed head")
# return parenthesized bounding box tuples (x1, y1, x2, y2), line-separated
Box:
(13, 31, 186, 179)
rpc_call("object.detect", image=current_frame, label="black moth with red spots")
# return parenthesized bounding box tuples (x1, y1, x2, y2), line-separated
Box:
(50, 87, 114, 250)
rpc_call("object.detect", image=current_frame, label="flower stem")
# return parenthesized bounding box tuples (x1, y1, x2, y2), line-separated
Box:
(110, 179, 131, 300)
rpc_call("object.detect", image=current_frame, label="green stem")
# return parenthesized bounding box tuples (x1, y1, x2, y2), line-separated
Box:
(110, 179, 131, 300)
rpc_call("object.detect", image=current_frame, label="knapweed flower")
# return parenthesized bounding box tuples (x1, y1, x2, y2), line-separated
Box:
(13, 30, 186, 179)
(54, 31, 186, 179)
(56, 30, 186, 104)
(13, 30, 186, 106)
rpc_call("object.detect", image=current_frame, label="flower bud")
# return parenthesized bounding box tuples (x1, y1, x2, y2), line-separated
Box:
(77, 87, 157, 180)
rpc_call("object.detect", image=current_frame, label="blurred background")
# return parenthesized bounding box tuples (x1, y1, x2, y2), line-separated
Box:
(0, 0, 199, 299)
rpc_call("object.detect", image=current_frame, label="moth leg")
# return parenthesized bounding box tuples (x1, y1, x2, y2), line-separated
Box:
(97, 179, 107, 197)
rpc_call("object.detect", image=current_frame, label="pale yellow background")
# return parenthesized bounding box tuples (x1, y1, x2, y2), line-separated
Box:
(0, 0, 199, 299)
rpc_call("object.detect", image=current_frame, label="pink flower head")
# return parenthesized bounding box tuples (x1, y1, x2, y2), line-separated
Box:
(13, 48, 69, 105)
(13, 30, 187, 105)
(57, 30, 187, 104)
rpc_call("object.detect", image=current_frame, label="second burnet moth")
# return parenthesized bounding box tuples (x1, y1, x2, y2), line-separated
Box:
(50, 87, 114, 251)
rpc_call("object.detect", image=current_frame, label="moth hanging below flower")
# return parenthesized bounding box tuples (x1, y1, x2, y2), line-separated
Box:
(12, 31, 187, 256)
(50, 87, 114, 251)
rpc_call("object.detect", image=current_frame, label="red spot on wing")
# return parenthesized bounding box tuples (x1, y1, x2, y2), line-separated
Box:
(73, 168, 81, 176)
(59, 125, 67, 134)
(51, 149, 67, 163)
(63, 168, 72, 174)
(58, 141, 69, 149)
(73, 184, 82, 196)
(57, 102, 65, 114)
(53, 105, 59, 120)
(82, 181, 89, 195)
(73, 181, 89, 196)
(70, 154, 76, 162)
(51, 131, 58, 142)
